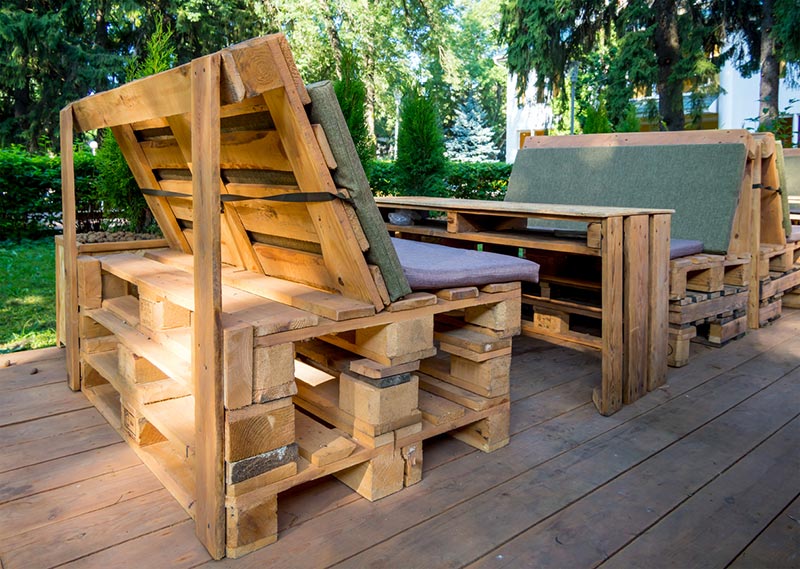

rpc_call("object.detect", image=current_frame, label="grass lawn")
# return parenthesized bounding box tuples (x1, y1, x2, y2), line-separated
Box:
(0, 237, 57, 353)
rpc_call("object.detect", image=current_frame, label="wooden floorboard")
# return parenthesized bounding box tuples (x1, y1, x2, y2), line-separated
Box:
(0, 310, 797, 569)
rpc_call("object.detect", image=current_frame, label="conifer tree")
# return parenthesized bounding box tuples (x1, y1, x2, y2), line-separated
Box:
(445, 96, 497, 162)
(395, 88, 447, 197)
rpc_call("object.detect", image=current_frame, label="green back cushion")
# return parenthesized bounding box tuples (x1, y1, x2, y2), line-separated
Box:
(782, 150, 800, 199)
(306, 81, 412, 301)
(506, 144, 748, 253)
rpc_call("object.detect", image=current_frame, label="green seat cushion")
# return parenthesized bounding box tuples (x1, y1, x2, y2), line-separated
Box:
(506, 144, 748, 253)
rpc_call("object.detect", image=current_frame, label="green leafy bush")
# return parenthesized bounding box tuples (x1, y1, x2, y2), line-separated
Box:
(334, 50, 376, 176)
(0, 146, 100, 241)
(369, 160, 511, 201)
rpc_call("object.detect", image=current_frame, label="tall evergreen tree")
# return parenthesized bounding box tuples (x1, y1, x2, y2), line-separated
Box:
(445, 95, 497, 162)
(395, 87, 447, 197)
(499, 0, 726, 131)
(334, 49, 376, 176)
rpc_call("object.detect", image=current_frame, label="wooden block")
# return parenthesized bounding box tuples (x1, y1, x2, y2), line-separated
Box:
(352, 428, 395, 449)
(79, 314, 110, 339)
(226, 493, 277, 559)
(77, 256, 102, 309)
(349, 358, 419, 380)
(782, 291, 800, 308)
(354, 317, 434, 361)
(464, 298, 521, 334)
(686, 264, 724, 293)
(453, 404, 510, 452)
(436, 287, 479, 301)
(668, 326, 696, 367)
(224, 323, 254, 410)
(449, 354, 511, 397)
(101, 270, 129, 299)
(226, 462, 297, 498)
(118, 343, 167, 383)
(723, 259, 751, 287)
(122, 401, 167, 446)
(352, 411, 422, 440)
(708, 315, 747, 344)
(226, 443, 299, 485)
(402, 443, 423, 486)
(81, 335, 118, 354)
(139, 294, 192, 331)
(295, 411, 357, 466)
(532, 307, 570, 334)
(339, 373, 419, 432)
(224, 398, 295, 462)
(335, 447, 405, 501)
(438, 342, 512, 363)
(253, 343, 296, 403)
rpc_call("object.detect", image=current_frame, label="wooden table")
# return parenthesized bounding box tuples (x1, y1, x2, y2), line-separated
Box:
(376, 197, 673, 416)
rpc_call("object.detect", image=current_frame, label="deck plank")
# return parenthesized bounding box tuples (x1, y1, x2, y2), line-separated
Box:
(0, 489, 188, 569)
(0, 355, 70, 392)
(0, 381, 92, 427)
(468, 369, 800, 568)
(0, 408, 105, 449)
(728, 494, 800, 569)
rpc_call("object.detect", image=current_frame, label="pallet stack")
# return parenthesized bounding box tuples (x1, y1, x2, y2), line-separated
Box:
(59, 34, 527, 559)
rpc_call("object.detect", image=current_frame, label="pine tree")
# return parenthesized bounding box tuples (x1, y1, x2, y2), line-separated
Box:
(445, 96, 497, 162)
(334, 50, 376, 176)
(395, 88, 447, 197)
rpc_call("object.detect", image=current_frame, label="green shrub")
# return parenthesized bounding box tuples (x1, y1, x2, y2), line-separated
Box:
(368, 160, 511, 201)
(395, 88, 448, 197)
(334, 50, 375, 177)
(582, 103, 613, 134)
(0, 145, 100, 240)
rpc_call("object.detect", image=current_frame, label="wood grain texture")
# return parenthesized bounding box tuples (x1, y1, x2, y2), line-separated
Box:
(596, 215, 623, 415)
(191, 53, 225, 559)
(623, 215, 649, 403)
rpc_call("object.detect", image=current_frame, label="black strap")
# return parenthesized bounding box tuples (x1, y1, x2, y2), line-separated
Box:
(752, 183, 762, 189)
(141, 188, 346, 204)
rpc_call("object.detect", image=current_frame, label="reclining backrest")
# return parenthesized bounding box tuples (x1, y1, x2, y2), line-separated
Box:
(69, 34, 411, 307)
(506, 131, 759, 254)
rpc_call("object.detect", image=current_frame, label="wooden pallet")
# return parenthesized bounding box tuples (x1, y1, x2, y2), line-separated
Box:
(669, 254, 750, 300)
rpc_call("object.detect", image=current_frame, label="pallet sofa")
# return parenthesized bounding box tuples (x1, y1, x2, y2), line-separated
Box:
(493, 131, 791, 366)
(775, 146, 800, 308)
(58, 34, 539, 559)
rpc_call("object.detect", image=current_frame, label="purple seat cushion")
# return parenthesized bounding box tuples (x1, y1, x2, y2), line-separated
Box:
(391, 238, 539, 290)
(670, 239, 705, 259)
(789, 225, 800, 243)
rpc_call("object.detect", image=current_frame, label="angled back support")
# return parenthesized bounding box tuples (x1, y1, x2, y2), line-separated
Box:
(68, 34, 410, 308)
(508, 130, 759, 254)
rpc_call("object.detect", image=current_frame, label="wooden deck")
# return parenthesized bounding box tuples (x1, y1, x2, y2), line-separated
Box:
(1, 310, 798, 569)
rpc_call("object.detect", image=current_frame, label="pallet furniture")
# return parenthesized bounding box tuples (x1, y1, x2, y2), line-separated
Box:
(59, 34, 534, 559)
(376, 197, 672, 415)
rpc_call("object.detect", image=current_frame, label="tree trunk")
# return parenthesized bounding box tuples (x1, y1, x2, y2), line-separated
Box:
(653, 0, 685, 130)
(95, 0, 110, 50)
(319, 0, 343, 78)
(759, 0, 779, 127)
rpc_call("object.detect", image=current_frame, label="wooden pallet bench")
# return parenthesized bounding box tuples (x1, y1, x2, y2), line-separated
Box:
(377, 197, 673, 415)
(58, 34, 536, 560)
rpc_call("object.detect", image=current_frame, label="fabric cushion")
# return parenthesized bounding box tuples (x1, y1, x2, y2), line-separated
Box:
(789, 225, 800, 243)
(670, 239, 705, 259)
(391, 238, 539, 290)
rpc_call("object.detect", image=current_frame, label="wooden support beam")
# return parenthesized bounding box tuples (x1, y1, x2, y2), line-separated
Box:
(623, 215, 649, 403)
(60, 105, 80, 392)
(191, 53, 225, 560)
(595, 216, 623, 415)
(648, 213, 671, 390)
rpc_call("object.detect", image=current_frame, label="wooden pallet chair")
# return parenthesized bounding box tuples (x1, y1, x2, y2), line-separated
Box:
(59, 34, 539, 559)
(774, 146, 800, 309)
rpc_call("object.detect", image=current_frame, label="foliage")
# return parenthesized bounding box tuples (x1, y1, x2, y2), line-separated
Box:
(395, 88, 447, 197)
(95, 15, 175, 233)
(445, 95, 498, 162)
(369, 159, 512, 201)
(0, 145, 99, 241)
(581, 104, 613, 134)
(334, 49, 376, 177)
(0, 238, 57, 353)
(616, 104, 642, 133)
(499, 0, 727, 131)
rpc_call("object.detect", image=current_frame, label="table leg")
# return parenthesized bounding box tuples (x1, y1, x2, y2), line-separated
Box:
(648, 214, 671, 390)
(623, 215, 650, 403)
(594, 216, 623, 415)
